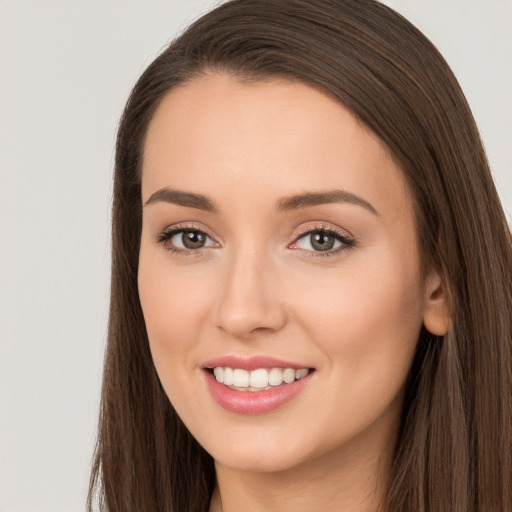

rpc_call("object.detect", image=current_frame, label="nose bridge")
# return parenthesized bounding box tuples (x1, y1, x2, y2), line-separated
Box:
(215, 243, 286, 338)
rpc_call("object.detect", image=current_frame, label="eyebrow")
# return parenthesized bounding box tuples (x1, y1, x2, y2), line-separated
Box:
(144, 188, 216, 212)
(276, 190, 379, 216)
(143, 187, 378, 216)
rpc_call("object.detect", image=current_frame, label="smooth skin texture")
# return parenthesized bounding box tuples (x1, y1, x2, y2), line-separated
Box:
(138, 74, 449, 512)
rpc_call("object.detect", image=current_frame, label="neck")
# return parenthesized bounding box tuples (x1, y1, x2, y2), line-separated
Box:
(209, 433, 394, 512)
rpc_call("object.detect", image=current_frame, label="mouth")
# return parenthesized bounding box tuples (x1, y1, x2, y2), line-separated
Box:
(206, 366, 314, 391)
(201, 357, 316, 414)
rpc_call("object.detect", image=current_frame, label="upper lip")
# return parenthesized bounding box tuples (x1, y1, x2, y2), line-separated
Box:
(201, 355, 313, 371)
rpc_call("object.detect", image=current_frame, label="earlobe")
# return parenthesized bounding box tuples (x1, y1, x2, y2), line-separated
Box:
(422, 271, 450, 336)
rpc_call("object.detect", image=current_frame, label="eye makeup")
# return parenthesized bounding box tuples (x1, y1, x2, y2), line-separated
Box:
(155, 222, 219, 256)
(289, 222, 356, 258)
(154, 220, 356, 259)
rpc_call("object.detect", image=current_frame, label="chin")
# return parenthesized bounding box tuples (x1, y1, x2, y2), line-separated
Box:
(213, 448, 305, 474)
(201, 429, 316, 474)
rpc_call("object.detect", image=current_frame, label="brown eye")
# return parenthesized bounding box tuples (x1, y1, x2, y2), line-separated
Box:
(157, 228, 217, 252)
(296, 230, 340, 252)
(292, 228, 353, 254)
(310, 232, 336, 251)
(181, 231, 207, 249)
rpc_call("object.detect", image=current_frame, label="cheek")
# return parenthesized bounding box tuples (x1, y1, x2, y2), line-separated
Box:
(319, 271, 423, 348)
(295, 249, 424, 402)
(137, 251, 215, 389)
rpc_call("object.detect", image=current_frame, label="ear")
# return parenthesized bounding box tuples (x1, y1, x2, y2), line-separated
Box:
(422, 270, 450, 336)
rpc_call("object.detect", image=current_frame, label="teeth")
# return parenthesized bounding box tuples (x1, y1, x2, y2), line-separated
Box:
(249, 368, 269, 388)
(211, 367, 311, 391)
(213, 367, 224, 382)
(223, 367, 234, 386)
(295, 368, 309, 379)
(233, 369, 250, 388)
(268, 367, 283, 386)
(282, 368, 295, 384)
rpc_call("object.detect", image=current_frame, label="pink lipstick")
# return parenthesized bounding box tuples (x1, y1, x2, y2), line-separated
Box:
(202, 356, 315, 415)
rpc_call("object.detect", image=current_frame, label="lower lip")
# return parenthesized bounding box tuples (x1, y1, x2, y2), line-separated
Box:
(204, 370, 314, 415)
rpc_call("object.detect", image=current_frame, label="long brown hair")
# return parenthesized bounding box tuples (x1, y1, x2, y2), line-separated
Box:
(88, 1, 512, 510)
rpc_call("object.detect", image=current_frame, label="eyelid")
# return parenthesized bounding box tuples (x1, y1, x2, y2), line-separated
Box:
(288, 222, 356, 255)
(154, 221, 355, 257)
(292, 222, 353, 240)
(155, 222, 221, 253)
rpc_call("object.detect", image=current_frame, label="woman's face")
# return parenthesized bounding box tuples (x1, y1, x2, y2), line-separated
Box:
(138, 74, 442, 473)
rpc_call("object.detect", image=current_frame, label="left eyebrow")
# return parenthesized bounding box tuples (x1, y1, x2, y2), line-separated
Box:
(143, 188, 216, 212)
(276, 190, 379, 216)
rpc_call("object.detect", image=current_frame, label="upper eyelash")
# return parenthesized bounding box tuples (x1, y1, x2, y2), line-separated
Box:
(155, 223, 207, 241)
(294, 224, 352, 241)
(291, 224, 356, 256)
(155, 224, 215, 254)
(295, 224, 355, 244)
(155, 223, 356, 256)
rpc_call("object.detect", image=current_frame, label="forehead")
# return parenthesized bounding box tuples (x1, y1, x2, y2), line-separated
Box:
(141, 73, 412, 221)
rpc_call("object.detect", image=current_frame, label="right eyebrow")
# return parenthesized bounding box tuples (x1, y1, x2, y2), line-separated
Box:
(143, 188, 217, 212)
(276, 189, 379, 216)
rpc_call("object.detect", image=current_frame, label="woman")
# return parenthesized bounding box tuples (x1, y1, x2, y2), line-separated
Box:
(88, 0, 512, 511)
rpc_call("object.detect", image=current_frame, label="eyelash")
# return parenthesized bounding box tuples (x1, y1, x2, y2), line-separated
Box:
(155, 223, 216, 256)
(155, 223, 356, 258)
(290, 224, 356, 258)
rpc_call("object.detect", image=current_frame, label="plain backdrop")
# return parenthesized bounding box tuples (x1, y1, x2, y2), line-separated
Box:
(0, 1, 510, 511)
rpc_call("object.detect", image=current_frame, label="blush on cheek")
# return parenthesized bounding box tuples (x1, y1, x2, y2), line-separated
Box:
(138, 259, 216, 388)
(297, 260, 423, 365)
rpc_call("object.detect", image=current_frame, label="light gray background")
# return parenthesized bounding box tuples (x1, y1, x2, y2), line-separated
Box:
(0, 1, 510, 511)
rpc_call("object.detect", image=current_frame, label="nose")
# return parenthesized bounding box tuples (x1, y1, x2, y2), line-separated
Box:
(214, 248, 287, 339)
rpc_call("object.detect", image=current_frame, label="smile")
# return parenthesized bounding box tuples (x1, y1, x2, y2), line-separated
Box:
(212, 367, 310, 391)
(202, 357, 316, 414)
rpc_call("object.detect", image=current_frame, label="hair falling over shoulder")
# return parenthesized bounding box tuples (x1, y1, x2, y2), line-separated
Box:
(87, 1, 512, 510)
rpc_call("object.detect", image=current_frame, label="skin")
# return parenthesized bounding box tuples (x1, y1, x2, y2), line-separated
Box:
(138, 73, 448, 512)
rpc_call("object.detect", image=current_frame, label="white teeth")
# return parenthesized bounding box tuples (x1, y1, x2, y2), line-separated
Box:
(268, 367, 283, 386)
(295, 368, 309, 379)
(213, 367, 224, 382)
(233, 369, 250, 388)
(250, 368, 269, 388)
(223, 367, 234, 386)
(211, 367, 311, 391)
(282, 368, 295, 384)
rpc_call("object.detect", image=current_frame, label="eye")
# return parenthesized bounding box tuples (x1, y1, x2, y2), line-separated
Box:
(173, 230, 213, 249)
(157, 227, 218, 252)
(290, 227, 355, 254)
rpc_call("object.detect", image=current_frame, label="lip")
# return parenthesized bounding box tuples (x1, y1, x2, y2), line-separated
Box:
(202, 356, 315, 415)
(202, 355, 312, 371)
